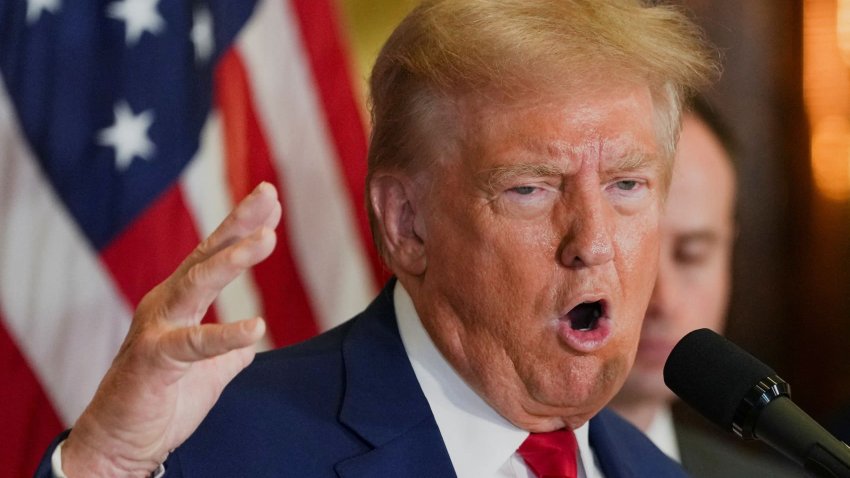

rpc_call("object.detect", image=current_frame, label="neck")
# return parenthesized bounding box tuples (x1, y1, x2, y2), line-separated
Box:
(608, 396, 665, 432)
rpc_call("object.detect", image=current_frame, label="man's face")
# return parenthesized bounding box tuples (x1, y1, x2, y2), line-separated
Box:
(617, 114, 736, 403)
(405, 84, 666, 431)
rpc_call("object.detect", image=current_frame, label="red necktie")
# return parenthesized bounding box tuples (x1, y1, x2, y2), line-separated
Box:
(517, 429, 579, 478)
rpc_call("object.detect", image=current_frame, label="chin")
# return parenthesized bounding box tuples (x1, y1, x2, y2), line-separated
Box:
(529, 355, 627, 424)
(518, 415, 572, 433)
(509, 402, 596, 432)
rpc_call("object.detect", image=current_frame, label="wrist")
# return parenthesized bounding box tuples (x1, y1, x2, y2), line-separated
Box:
(62, 431, 162, 478)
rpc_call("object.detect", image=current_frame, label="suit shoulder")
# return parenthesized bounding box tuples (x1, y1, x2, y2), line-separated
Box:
(172, 317, 368, 476)
(250, 318, 354, 363)
(222, 317, 358, 398)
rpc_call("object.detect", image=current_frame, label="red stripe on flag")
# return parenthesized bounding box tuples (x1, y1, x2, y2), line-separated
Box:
(215, 49, 319, 345)
(0, 314, 64, 477)
(100, 185, 218, 324)
(289, 0, 388, 285)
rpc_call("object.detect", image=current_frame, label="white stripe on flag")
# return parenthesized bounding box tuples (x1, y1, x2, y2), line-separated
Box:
(237, 0, 376, 330)
(0, 78, 131, 425)
(181, 111, 272, 351)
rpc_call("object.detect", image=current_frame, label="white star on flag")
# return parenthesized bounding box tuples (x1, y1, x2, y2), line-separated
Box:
(192, 6, 214, 64)
(26, 0, 61, 24)
(97, 101, 156, 171)
(106, 0, 165, 46)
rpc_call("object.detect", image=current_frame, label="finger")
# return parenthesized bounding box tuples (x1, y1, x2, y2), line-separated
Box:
(263, 196, 283, 230)
(179, 182, 281, 275)
(165, 225, 277, 324)
(159, 317, 266, 363)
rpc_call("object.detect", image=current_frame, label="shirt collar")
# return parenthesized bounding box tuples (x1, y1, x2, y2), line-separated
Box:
(394, 282, 594, 478)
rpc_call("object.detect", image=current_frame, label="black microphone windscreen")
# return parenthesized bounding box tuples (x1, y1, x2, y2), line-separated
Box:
(663, 328, 777, 431)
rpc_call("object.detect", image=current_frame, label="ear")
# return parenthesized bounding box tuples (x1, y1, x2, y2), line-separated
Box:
(369, 173, 427, 276)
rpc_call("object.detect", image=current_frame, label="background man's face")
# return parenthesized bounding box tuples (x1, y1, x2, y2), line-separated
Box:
(618, 114, 736, 403)
(409, 84, 668, 430)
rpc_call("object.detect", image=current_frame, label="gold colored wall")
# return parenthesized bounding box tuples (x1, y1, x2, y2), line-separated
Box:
(335, 0, 416, 108)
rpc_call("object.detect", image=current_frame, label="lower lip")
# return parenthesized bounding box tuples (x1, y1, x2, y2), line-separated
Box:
(557, 317, 612, 353)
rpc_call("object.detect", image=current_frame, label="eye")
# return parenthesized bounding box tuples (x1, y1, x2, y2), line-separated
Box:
(616, 180, 638, 191)
(510, 186, 537, 195)
(497, 182, 558, 218)
(607, 178, 647, 196)
(674, 238, 714, 266)
(606, 177, 651, 212)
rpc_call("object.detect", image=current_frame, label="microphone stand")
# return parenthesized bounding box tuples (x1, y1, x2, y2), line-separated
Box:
(735, 376, 850, 478)
(755, 398, 850, 478)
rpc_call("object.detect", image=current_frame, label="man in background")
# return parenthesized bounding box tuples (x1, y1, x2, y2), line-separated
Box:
(609, 101, 801, 477)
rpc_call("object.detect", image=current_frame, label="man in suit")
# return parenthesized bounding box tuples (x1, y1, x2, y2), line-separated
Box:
(608, 103, 802, 477)
(39, 1, 716, 476)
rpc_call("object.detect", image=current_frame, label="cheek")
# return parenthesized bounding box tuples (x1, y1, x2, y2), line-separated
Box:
(682, 268, 731, 332)
(615, 216, 661, 299)
(613, 216, 661, 342)
(433, 204, 561, 281)
(424, 214, 555, 327)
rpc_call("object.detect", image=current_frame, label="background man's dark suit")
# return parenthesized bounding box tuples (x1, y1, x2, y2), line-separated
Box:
(672, 409, 804, 477)
(37, 282, 688, 477)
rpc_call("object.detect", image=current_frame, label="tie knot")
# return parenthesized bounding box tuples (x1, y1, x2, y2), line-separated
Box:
(517, 429, 579, 478)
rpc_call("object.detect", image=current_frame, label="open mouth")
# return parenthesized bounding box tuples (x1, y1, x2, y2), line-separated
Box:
(567, 300, 605, 331)
(558, 299, 611, 352)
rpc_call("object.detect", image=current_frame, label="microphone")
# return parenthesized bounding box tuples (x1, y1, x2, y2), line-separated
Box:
(663, 328, 850, 478)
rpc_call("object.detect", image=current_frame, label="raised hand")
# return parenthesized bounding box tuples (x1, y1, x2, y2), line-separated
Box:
(61, 182, 282, 477)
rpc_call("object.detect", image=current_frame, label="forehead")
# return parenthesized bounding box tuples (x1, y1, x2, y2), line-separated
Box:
(454, 84, 662, 170)
(665, 115, 736, 230)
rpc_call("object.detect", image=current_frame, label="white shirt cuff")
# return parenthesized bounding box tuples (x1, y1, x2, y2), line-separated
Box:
(51, 440, 66, 478)
(50, 440, 166, 478)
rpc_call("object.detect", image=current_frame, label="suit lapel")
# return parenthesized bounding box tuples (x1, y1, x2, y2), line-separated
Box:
(334, 418, 457, 478)
(335, 281, 457, 478)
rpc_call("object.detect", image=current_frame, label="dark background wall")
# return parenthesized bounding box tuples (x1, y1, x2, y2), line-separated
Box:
(684, 0, 850, 423)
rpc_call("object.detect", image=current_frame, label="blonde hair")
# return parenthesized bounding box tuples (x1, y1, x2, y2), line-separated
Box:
(367, 0, 719, 258)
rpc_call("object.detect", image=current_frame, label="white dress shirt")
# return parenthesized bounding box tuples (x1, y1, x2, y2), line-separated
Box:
(643, 406, 682, 462)
(394, 282, 606, 478)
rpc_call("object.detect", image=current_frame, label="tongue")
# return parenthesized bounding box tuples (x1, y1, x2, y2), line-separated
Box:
(569, 302, 601, 331)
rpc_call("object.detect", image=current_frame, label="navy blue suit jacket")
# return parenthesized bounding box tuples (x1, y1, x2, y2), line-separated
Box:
(36, 282, 687, 477)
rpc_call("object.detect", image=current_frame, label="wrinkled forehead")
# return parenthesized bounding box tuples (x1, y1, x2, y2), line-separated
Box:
(449, 83, 667, 168)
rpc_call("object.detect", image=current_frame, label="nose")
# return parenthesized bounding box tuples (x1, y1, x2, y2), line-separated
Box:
(558, 195, 615, 269)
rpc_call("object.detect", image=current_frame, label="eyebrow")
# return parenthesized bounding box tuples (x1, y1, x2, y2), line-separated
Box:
(475, 139, 662, 192)
(477, 163, 565, 192)
(607, 152, 661, 173)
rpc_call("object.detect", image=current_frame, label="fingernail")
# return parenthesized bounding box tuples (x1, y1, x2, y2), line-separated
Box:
(259, 181, 274, 193)
(245, 317, 266, 336)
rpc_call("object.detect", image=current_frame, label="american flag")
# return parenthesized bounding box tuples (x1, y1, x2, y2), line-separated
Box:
(0, 0, 384, 475)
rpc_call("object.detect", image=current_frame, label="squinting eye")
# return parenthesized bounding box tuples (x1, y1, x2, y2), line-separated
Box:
(510, 186, 537, 195)
(616, 180, 638, 191)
